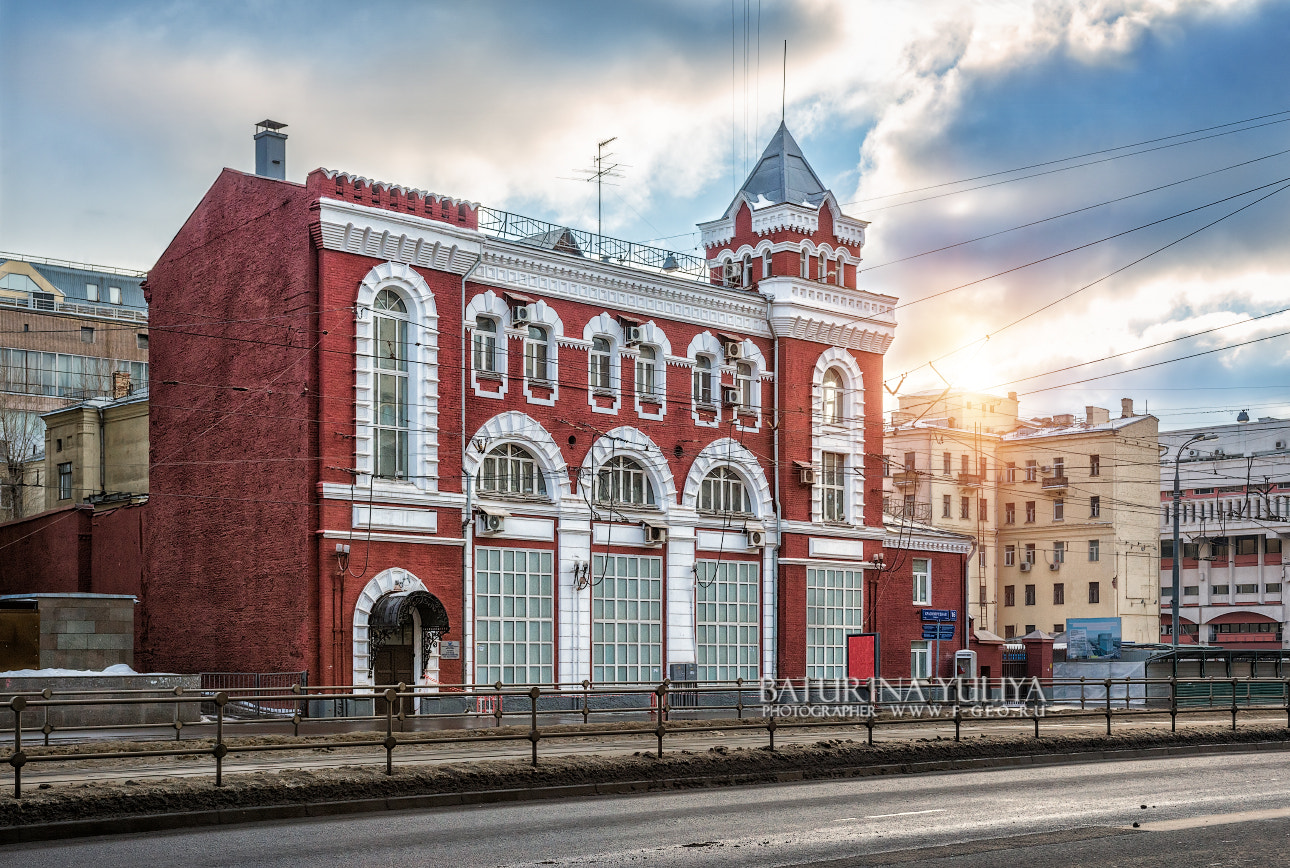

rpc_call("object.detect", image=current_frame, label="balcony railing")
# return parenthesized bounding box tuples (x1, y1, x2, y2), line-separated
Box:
(956, 473, 983, 488)
(892, 470, 920, 487)
(884, 497, 931, 523)
(1041, 476, 1069, 490)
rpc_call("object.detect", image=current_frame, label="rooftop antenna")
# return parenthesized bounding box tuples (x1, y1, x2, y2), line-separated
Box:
(782, 40, 787, 123)
(576, 138, 624, 259)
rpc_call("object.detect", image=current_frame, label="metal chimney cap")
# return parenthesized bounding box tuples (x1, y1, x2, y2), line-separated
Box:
(255, 120, 288, 133)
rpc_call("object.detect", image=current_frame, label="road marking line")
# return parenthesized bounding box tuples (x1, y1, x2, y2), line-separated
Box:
(1134, 806, 1290, 832)
(863, 809, 947, 819)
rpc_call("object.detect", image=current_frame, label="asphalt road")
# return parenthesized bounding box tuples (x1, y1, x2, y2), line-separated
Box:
(4, 749, 1289, 866)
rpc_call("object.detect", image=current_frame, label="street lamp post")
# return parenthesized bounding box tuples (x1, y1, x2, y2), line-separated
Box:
(1171, 433, 1217, 648)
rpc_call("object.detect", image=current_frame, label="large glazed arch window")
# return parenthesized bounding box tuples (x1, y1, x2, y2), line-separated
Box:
(699, 466, 751, 515)
(821, 368, 844, 425)
(479, 443, 548, 497)
(373, 288, 410, 479)
(597, 456, 656, 506)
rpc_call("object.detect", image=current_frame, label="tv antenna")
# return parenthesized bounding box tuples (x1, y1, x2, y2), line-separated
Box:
(575, 137, 625, 259)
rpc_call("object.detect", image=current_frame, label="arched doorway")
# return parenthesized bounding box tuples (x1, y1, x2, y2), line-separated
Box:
(367, 589, 450, 714)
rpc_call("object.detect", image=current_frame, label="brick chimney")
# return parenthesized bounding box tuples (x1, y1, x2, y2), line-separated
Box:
(1120, 398, 1134, 418)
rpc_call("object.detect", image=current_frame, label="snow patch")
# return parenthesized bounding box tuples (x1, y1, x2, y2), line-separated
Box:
(0, 663, 139, 678)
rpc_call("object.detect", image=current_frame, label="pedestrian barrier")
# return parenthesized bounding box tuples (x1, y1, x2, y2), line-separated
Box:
(3, 675, 1289, 798)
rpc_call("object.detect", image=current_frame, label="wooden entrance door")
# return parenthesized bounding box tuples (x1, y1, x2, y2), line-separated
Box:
(374, 622, 415, 714)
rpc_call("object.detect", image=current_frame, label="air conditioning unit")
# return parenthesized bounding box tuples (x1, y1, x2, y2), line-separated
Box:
(1049, 563, 1060, 571)
(476, 506, 508, 535)
(1040, 465, 1052, 473)
(1019, 562, 1032, 572)
(510, 305, 532, 326)
(799, 466, 816, 485)
(723, 341, 742, 360)
(641, 522, 668, 546)
(747, 529, 767, 548)
(722, 262, 740, 286)
(1276, 440, 1287, 450)
(624, 326, 643, 345)
(721, 385, 740, 407)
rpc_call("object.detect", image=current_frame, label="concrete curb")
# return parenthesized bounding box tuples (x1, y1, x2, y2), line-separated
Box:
(3, 738, 1288, 845)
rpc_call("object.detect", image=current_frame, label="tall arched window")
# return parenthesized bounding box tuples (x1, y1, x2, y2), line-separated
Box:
(762, 250, 772, 279)
(374, 289, 409, 479)
(525, 325, 550, 382)
(473, 316, 498, 373)
(590, 337, 612, 391)
(636, 346, 658, 397)
(835, 257, 844, 286)
(693, 355, 714, 405)
(742, 253, 753, 287)
(597, 456, 655, 506)
(699, 466, 751, 514)
(821, 368, 844, 425)
(479, 444, 547, 496)
(800, 249, 809, 278)
(736, 361, 754, 408)
(818, 251, 827, 282)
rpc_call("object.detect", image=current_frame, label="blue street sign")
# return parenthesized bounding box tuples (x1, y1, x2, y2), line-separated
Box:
(921, 609, 958, 622)
(922, 624, 956, 640)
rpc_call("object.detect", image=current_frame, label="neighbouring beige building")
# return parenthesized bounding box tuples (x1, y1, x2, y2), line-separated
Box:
(42, 391, 149, 510)
(885, 392, 1161, 644)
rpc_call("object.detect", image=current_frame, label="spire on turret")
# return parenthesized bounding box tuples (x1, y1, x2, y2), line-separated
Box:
(733, 121, 828, 210)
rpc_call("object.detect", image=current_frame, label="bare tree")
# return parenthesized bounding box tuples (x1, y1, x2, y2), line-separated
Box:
(0, 393, 43, 521)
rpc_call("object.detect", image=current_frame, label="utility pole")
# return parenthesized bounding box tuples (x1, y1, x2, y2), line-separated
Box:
(578, 138, 622, 259)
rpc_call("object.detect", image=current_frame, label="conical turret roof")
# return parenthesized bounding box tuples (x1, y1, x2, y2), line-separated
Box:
(734, 121, 828, 209)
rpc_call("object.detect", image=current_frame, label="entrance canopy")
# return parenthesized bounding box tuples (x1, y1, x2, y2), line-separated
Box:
(369, 590, 450, 633)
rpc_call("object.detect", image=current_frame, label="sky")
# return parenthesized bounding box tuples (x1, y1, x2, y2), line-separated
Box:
(2, 0, 1288, 432)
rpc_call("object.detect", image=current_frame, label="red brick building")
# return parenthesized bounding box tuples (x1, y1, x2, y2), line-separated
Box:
(141, 122, 970, 687)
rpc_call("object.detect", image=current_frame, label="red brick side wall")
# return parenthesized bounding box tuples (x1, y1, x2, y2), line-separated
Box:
(0, 506, 89, 594)
(873, 548, 967, 680)
(143, 169, 320, 675)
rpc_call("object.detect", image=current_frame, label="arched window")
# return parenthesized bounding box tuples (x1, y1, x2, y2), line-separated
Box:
(800, 249, 809, 279)
(818, 251, 827, 282)
(693, 355, 714, 405)
(835, 257, 844, 286)
(479, 444, 547, 496)
(821, 368, 844, 425)
(473, 316, 498, 373)
(525, 325, 550, 382)
(742, 253, 753, 287)
(374, 289, 409, 479)
(699, 466, 751, 514)
(762, 250, 772, 279)
(590, 336, 612, 391)
(736, 361, 754, 408)
(636, 346, 658, 397)
(597, 456, 655, 506)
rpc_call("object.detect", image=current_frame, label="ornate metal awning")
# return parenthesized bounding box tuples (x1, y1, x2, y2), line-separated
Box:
(367, 590, 450, 681)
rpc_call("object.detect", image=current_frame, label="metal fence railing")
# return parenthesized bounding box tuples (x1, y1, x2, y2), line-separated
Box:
(199, 672, 308, 717)
(4, 675, 1289, 799)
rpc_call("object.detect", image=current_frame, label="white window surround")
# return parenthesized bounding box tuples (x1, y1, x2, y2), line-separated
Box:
(730, 339, 766, 434)
(355, 261, 440, 491)
(686, 331, 725, 428)
(681, 437, 772, 520)
(628, 320, 672, 421)
(352, 568, 442, 689)
(578, 425, 676, 512)
(464, 290, 510, 400)
(810, 346, 865, 525)
(582, 313, 624, 415)
(518, 300, 563, 406)
(464, 411, 571, 501)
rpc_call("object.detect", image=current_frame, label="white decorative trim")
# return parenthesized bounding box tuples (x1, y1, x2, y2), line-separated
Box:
(882, 535, 974, 554)
(681, 438, 773, 520)
(687, 331, 724, 428)
(583, 313, 623, 416)
(761, 276, 897, 354)
(352, 568, 444, 688)
(353, 505, 438, 533)
(579, 426, 676, 510)
(520, 299, 563, 407)
(732, 338, 765, 434)
(355, 261, 439, 491)
(631, 320, 671, 421)
(464, 411, 571, 501)
(750, 203, 819, 238)
(480, 245, 770, 338)
(464, 290, 510, 400)
(317, 199, 482, 274)
(320, 530, 464, 545)
(812, 346, 866, 527)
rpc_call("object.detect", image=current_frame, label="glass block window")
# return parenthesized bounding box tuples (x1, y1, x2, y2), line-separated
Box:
(806, 567, 864, 679)
(475, 548, 555, 685)
(592, 554, 663, 683)
(695, 561, 759, 681)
